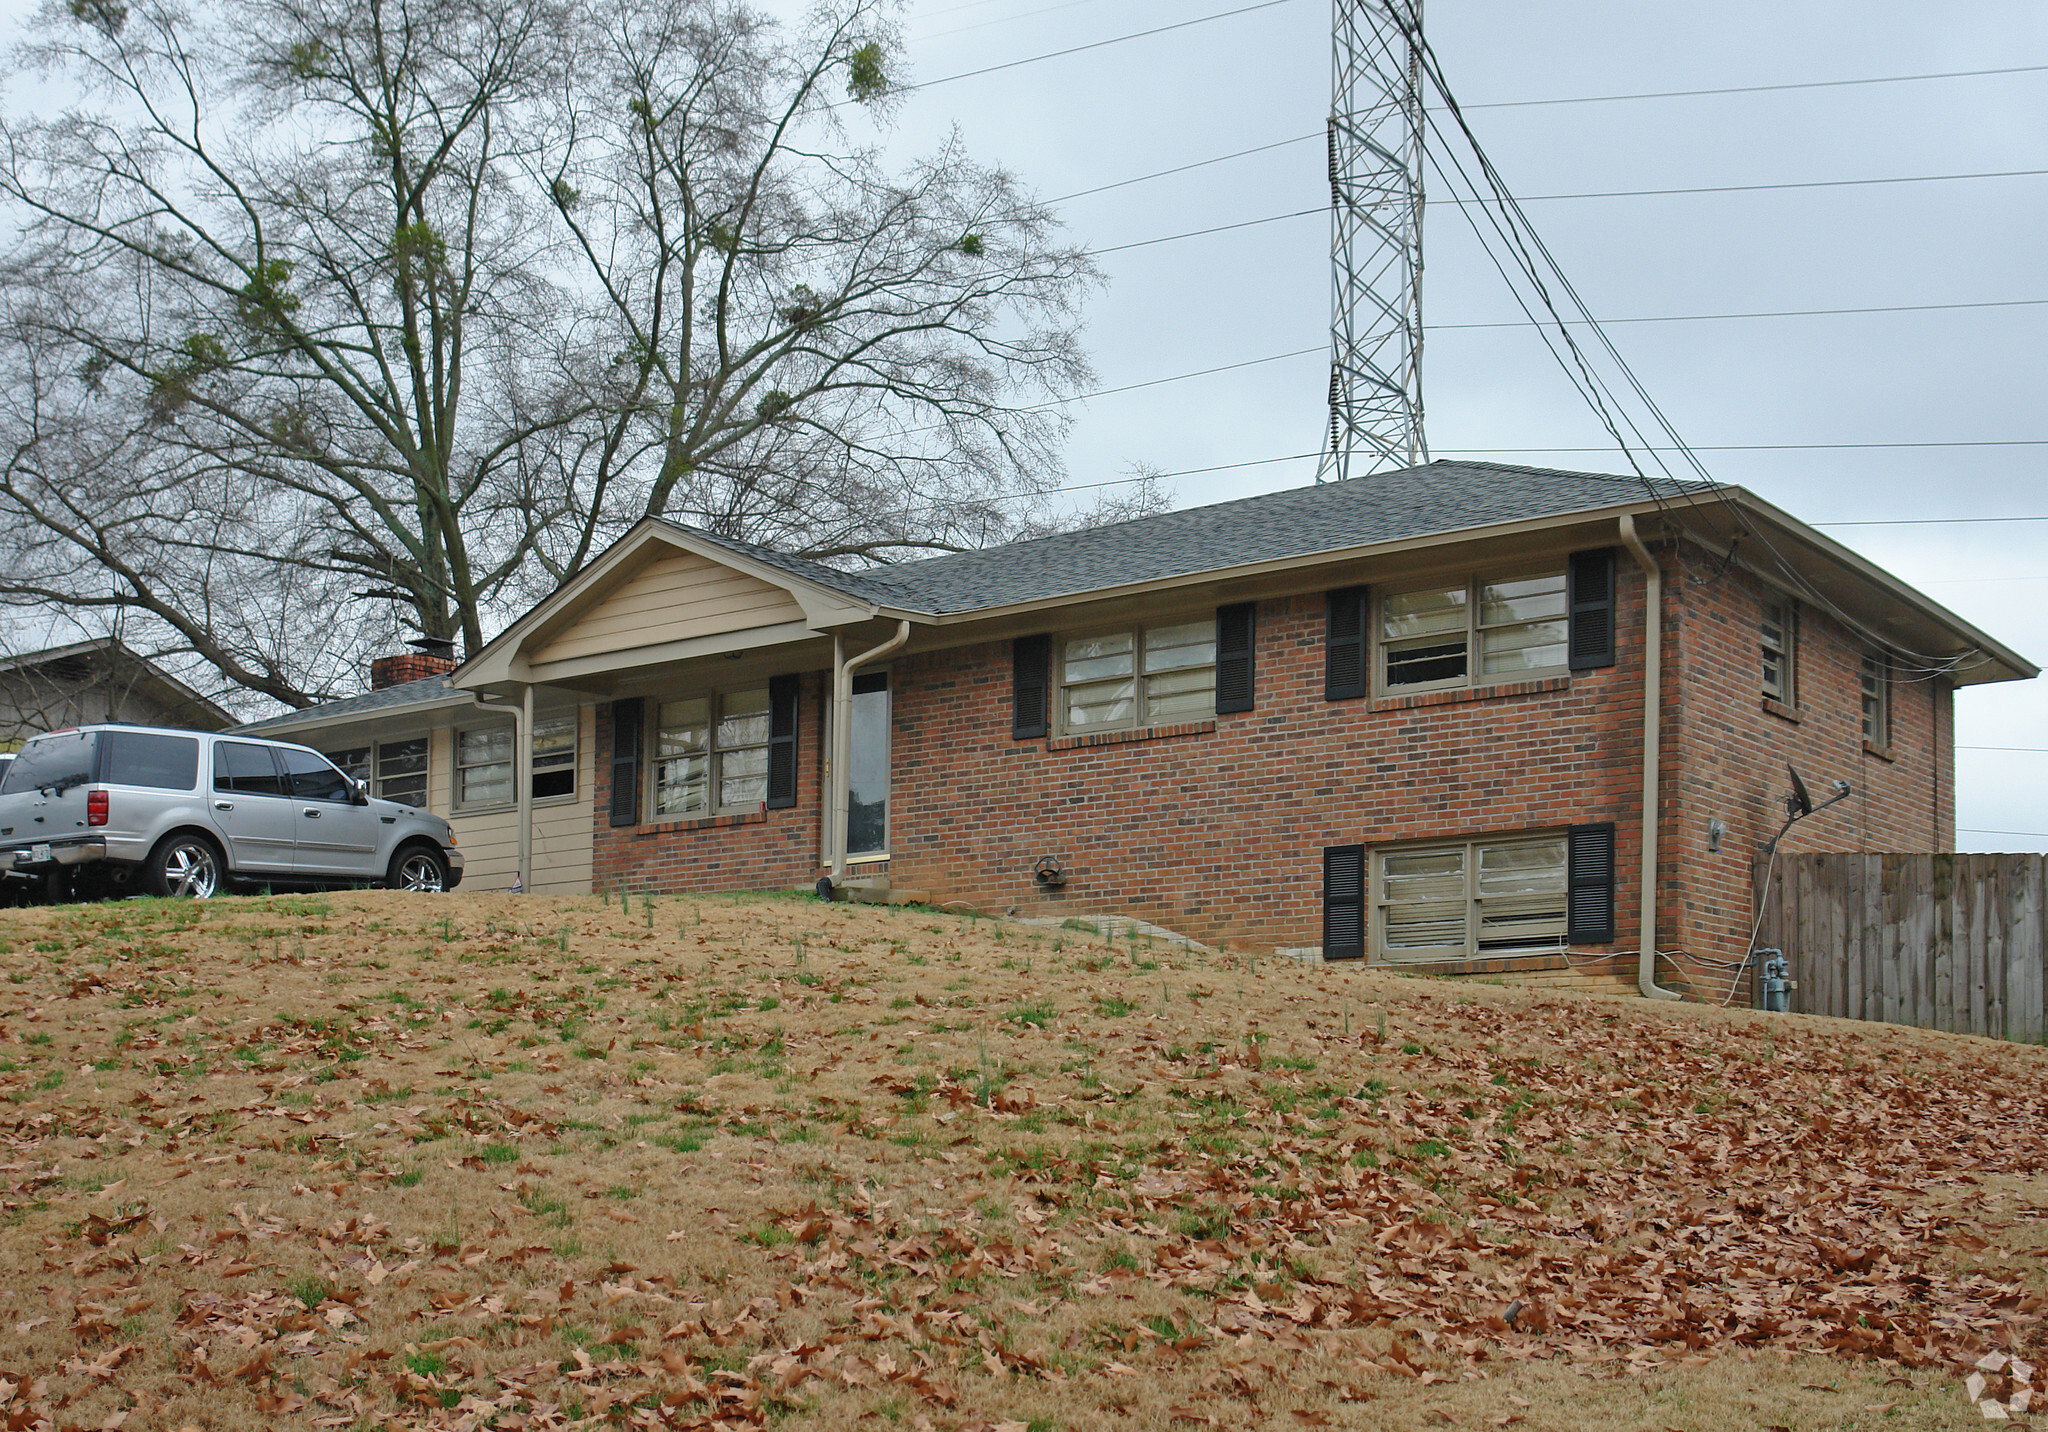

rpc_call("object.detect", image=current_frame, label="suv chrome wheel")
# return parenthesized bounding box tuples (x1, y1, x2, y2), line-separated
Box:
(393, 849, 446, 892)
(156, 838, 220, 898)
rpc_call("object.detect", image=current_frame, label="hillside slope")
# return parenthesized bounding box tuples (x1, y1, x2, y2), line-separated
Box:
(0, 890, 2042, 1430)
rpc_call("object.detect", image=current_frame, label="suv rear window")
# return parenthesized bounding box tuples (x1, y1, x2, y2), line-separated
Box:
(99, 731, 200, 791)
(0, 731, 98, 795)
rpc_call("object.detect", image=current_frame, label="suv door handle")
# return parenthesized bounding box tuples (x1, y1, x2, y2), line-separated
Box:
(215, 801, 234, 811)
(302, 808, 322, 818)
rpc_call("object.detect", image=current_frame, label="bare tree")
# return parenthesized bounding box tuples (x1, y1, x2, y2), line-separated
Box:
(0, 0, 1118, 707)
(528, 0, 1102, 583)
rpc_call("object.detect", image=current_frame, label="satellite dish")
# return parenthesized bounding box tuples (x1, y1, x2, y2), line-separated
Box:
(1786, 763, 1813, 819)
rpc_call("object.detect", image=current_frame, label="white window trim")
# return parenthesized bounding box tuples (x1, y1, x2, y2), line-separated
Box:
(452, 714, 581, 813)
(649, 688, 771, 820)
(1375, 568, 1569, 698)
(1371, 832, 1570, 963)
(1054, 619, 1217, 736)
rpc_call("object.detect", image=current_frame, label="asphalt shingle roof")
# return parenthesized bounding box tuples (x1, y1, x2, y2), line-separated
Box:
(232, 675, 461, 733)
(237, 461, 1714, 729)
(866, 460, 1709, 615)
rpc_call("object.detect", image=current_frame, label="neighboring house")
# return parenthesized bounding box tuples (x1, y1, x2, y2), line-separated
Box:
(232, 651, 595, 896)
(0, 638, 233, 748)
(270, 463, 2038, 994)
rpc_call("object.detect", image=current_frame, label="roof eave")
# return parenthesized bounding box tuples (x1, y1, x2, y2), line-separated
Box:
(234, 691, 478, 739)
(1723, 490, 2037, 685)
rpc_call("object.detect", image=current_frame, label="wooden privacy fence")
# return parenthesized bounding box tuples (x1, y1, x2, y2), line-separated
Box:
(1752, 853, 2045, 1043)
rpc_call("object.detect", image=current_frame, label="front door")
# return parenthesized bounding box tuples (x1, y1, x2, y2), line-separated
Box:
(846, 671, 889, 858)
(277, 747, 384, 878)
(210, 742, 297, 875)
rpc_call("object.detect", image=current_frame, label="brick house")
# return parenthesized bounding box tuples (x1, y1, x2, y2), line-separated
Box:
(303, 462, 2036, 994)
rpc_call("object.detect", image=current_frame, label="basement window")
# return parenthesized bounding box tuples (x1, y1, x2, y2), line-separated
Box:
(1374, 835, 1567, 961)
(1380, 572, 1567, 694)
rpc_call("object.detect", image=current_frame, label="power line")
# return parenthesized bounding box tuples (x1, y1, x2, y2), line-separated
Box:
(1916, 575, 2048, 584)
(1815, 514, 2048, 526)
(917, 0, 1102, 42)
(1478, 166, 2048, 206)
(907, 0, 1295, 92)
(1047, 135, 1317, 205)
(1959, 746, 2048, 753)
(1435, 440, 2048, 452)
(1959, 827, 2048, 839)
(1092, 208, 1320, 256)
(1434, 297, 2048, 331)
(1459, 62, 2048, 111)
(1084, 168, 2048, 260)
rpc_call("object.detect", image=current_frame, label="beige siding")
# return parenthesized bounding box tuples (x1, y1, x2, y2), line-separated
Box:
(535, 550, 804, 664)
(444, 704, 595, 894)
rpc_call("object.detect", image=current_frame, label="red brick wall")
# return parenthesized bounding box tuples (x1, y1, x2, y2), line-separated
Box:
(585, 539, 1953, 969)
(1663, 544, 1952, 963)
(886, 574, 1648, 955)
(369, 653, 456, 689)
(591, 673, 827, 896)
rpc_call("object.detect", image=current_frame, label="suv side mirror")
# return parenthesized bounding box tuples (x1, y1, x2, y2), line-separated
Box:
(352, 779, 370, 806)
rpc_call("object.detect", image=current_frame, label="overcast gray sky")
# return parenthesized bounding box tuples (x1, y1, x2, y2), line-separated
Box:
(859, 0, 2048, 852)
(2, 0, 2041, 849)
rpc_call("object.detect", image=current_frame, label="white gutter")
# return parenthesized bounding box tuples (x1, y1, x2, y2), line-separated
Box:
(1618, 514, 1684, 1002)
(826, 621, 911, 882)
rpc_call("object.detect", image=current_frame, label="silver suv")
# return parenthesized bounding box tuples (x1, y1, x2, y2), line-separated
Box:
(0, 725, 462, 900)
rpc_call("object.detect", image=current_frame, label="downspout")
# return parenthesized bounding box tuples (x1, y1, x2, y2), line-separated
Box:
(1618, 514, 1684, 1001)
(517, 683, 534, 894)
(827, 620, 911, 883)
(470, 689, 531, 893)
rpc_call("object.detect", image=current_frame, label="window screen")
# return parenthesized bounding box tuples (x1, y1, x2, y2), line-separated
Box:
(457, 726, 514, 806)
(532, 715, 577, 800)
(376, 738, 429, 807)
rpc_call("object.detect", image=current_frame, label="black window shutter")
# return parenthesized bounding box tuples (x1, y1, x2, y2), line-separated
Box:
(1215, 602, 1256, 714)
(766, 675, 799, 809)
(1323, 844, 1367, 960)
(1013, 634, 1050, 739)
(1325, 587, 1369, 700)
(1568, 548, 1617, 671)
(1566, 822, 1617, 943)
(608, 698, 643, 828)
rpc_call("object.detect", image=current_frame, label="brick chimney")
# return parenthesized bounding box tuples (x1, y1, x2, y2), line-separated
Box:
(370, 636, 458, 691)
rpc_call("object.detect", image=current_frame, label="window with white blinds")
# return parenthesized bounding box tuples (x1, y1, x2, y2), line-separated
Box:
(1375, 835, 1569, 961)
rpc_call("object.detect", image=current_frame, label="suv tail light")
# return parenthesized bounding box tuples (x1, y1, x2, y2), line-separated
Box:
(86, 789, 108, 826)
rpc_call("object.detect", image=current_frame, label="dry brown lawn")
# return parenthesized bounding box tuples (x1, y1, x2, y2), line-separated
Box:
(1, 888, 2044, 1432)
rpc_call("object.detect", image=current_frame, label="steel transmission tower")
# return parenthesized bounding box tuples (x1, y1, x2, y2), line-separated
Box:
(1316, 0, 1427, 480)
